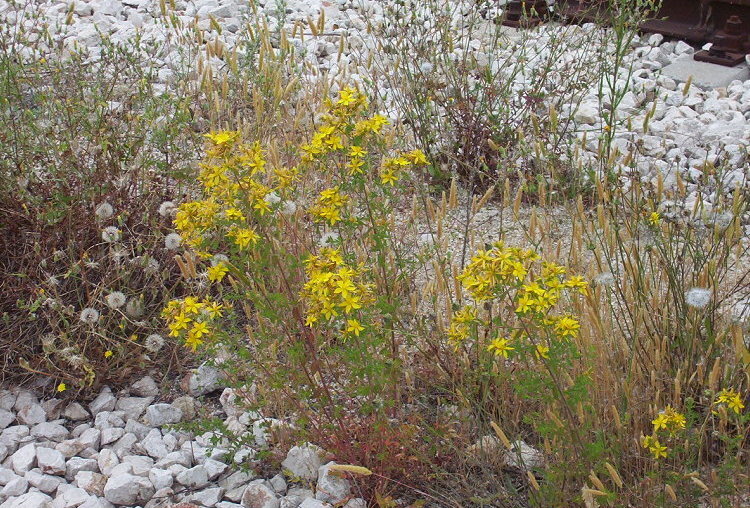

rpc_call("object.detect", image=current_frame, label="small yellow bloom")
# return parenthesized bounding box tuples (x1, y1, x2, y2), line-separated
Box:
(57, 383, 67, 392)
(190, 321, 210, 339)
(349, 146, 366, 158)
(648, 211, 661, 225)
(205, 302, 224, 319)
(233, 228, 260, 249)
(345, 319, 365, 337)
(380, 168, 399, 186)
(535, 344, 550, 359)
(104, 350, 113, 358)
(185, 334, 204, 351)
(716, 388, 745, 414)
(554, 316, 580, 338)
(487, 337, 514, 359)
(207, 263, 229, 282)
(642, 435, 667, 459)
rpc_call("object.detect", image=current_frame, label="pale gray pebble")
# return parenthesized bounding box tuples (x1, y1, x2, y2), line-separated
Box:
(130, 377, 159, 398)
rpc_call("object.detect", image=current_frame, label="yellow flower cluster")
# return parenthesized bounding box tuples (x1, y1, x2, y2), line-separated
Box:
(301, 87, 372, 162)
(174, 201, 221, 254)
(162, 297, 223, 351)
(652, 405, 687, 436)
(716, 388, 745, 414)
(449, 245, 588, 358)
(379, 150, 428, 186)
(447, 306, 476, 348)
(311, 186, 349, 226)
(300, 248, 372, 336)
(642, 405, 687, 459)
(641, 435, 668, 459)
(457, 242, 539, 302)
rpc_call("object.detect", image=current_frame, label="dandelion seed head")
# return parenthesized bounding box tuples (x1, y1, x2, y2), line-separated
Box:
(145, 334, 165, 353)
(110, 247, 128, 262)
(41, 333, 56, 347)
(318, 231, 340, 247)
(101, 226, 121, 243)
(47, 276, 60, 287)
(210, 254, 229, 267)
(79, 307, 100, 324)
(264, 191, 281, 205)
(84, 260, 100, 270)
(94, 202, 114, 220)
(280, 200, 297, 216)
(594, 272, 616, 287)
(105, 291, 126, 309)
(158, 201, 177, 218)
(685, 287, 711, 309)
(145, 258, 160, 274)
(125, 299, 144, 318)
(164, 233, 182, 250)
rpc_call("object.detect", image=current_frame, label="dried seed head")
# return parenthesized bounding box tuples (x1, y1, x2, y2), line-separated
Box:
(95, 202, 114, 220)
(105, 291, 127, 309)
(79, 307, 100, 324)
(685, 287, 711, 309)
(101, 226, 121, 243)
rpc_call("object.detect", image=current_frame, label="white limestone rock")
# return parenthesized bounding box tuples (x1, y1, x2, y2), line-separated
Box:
(11, 443, 37, 474)
(175, 465, 210, 489)
(281, 445, 322, 481)
(75, 471, 107, 497)
(35, 447, 65, 476)
(88, 388, 116, 416)
(103, 473, 155, 506)
(31, 423, 68, 442)
(130, 377, 159, 398)
(147, 468, 172, 491)
(241, 483, 279, 508)
(144, 404, 182, 427)
(64, 458, 98, 482)
(503, 440, 544, 469)
(315, 463, 350, 505)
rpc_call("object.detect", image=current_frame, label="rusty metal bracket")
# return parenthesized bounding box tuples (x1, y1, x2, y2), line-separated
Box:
(694, 15, 750, 65)
(499, 0, 750, 67)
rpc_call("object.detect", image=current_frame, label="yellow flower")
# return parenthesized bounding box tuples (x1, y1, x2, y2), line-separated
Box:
(716, 388, 745, 414)
(380, 168, 399, 186)
(172, 312, 192, 330)
(205, 302, 224, 319)
(57, 383, 67, 392)
(183, 297, 201, 314)
(224, 208, 245, 221)
(190, 321, 210, 339)
(253, 199, 272, 216)
(104, 350, 113, 358)
(554, 316, 580, 338)
(535, 344, 550, 359)
(204, 130, 238, 146)
(340, 294, 362, 313)
(347, 158, 365, 175)
(642, 435, 667, 459)
(207, 263, 229, 282)
(345, 319, 365, 337)
(350, 146, 366, 158)
(185, 334, 204, 351)
(515, 294, 535, 314)
(233, 228, 260, 249)
(406, 149, 428, 165)
(652, 406, 687, 435)
(487, 337, 514, 358)
(337, 87, 358, 106)
(648, 211, 661, 225)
